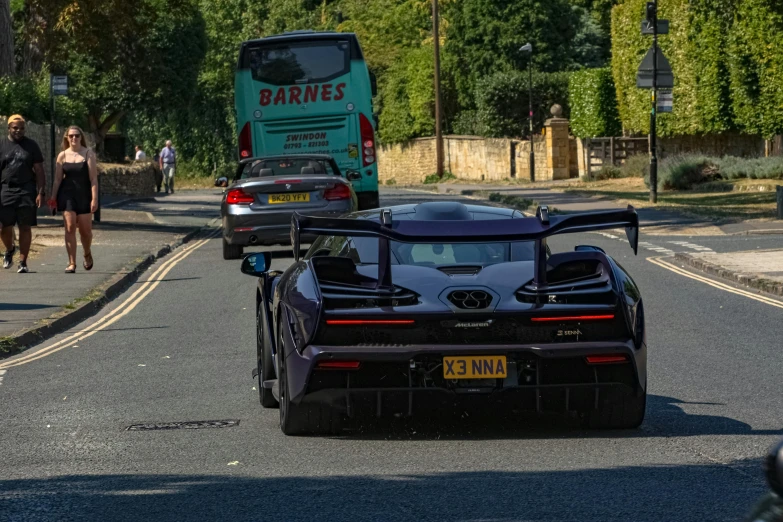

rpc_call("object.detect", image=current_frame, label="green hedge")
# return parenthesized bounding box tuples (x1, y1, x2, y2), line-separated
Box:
(612, 0, 783, 138)
(468, 70, 570, 138)
(568, 67, 621, 138)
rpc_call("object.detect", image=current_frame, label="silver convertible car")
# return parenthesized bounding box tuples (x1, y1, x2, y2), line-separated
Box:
(220, 155, 360, 260)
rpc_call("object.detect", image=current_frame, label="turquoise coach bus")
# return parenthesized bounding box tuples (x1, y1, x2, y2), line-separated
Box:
(234, 31, 380, 210)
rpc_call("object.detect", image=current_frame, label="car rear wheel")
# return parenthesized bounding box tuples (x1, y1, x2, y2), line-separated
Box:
(222, 237, 243, 260)
(257, 306, 278, 408)
(583, 387, 646, 429)
(278, 322, 343, 436)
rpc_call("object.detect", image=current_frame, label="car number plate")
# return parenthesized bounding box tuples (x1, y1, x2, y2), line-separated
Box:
(269, 193, 310, 204)
(443, 356, 507, 379)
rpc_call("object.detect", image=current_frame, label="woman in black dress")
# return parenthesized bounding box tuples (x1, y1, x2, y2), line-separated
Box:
(50, 126, 99, 273)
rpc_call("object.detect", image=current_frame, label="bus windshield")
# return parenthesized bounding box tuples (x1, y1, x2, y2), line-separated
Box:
(248, 40, 350, 85)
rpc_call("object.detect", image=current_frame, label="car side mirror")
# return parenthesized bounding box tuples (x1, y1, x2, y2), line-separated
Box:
(240, 252, 272, 276)
(346, 169, 362, 181)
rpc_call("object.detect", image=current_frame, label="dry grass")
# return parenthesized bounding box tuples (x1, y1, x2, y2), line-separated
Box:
(560, 177, 783, 220)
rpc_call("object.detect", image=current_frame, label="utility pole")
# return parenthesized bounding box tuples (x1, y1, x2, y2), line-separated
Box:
(648, 1, 658, 203)
(520, 43, 535, 182)
(432, 0, 444, 178)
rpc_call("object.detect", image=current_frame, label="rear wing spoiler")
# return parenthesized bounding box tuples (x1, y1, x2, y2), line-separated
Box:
(292, 205, 639, 292)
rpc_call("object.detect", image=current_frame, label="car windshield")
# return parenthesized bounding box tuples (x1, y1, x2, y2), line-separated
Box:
(308, 236, 535, 266)
(239, 158, 337, 180)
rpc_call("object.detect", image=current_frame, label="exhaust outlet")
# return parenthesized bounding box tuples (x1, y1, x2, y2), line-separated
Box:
(249, 235, 258, 244)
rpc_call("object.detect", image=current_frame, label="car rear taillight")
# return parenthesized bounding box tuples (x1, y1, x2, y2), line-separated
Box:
(585, 355, 629, 365)
(326, 319, 415, 325)
(316, 361, 361, 370)
(238, 122, 252, 159)
(359, 113, 376, 166)
(226, 188, 254, 204)
(324, 184, 351, 200)
(530, 314, 615, 322)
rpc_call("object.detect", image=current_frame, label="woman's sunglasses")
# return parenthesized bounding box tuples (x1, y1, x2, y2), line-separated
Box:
(68, 134, 80, 139)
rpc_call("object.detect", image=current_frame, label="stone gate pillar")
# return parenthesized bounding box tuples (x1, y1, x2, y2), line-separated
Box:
(544, 104, 571, 180)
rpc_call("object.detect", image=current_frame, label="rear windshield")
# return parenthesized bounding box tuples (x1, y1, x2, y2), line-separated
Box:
(247, 40, 350, 85)
(308, 236, 536, 266)
(239, 158, 337, 179)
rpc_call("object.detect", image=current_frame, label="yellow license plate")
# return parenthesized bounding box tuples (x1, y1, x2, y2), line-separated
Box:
(269, 192, 310, 204)
(443, 356, 507, 379)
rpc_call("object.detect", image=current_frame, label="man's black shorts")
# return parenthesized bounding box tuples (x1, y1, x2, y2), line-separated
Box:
(0, 204, 37, 227)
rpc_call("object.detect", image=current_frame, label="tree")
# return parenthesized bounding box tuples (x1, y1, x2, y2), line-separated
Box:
(0, 0, 13, 75)
(443, 0, 580, 108)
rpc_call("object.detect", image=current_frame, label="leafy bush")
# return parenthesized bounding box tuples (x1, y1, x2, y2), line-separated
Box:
(423, 171, 456, 184)
(619, 153, 650, 178)
(717, 156, 783, 180)
(590, 165, 622, 180)
(473, 71, 571, 138)
(644, 154, 718, 190)
(569, 68, 621, 138)
(385, 178, 397, 185)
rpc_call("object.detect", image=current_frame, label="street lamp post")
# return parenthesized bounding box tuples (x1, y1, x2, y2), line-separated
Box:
(432, 0, 444, 179)
(519, 43, 535, 182)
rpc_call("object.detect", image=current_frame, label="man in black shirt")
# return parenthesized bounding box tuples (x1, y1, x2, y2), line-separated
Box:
(0, 115, 46, 273)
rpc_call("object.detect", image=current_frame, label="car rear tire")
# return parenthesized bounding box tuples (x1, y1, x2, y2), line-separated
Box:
(278, 323, 343, 436)
(222, 237, 243, 260)
(258, 305, 278, 409)
(584, 387, 646, 429)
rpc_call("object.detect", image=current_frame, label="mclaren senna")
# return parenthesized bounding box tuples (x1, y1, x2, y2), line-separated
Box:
(241, 201, 646, 435)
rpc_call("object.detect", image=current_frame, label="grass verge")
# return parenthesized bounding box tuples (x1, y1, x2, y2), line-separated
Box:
(562, 177, 783, 220)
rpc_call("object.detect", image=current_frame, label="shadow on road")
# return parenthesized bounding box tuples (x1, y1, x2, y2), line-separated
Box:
(326, 394, 783, 442)
(0, 461, 765, 521)
(0, 303, 58, 312)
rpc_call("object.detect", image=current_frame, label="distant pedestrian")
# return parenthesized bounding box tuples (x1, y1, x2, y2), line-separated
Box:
(0, 115, 46, 273)
(158, 140, 176, 194)
(152, 152, 162, 192)
(134, 145, 146, 161)
(49, 125, 98, 273)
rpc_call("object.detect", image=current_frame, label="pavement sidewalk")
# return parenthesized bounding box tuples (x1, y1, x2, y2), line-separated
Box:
(674, 249, 783, 296)
(0, 190, 222, 353)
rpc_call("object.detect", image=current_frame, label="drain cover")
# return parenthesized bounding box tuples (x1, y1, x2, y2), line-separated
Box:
(126, 419, 240, 431)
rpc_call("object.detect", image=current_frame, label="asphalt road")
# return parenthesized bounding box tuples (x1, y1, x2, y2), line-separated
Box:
(1, 188, 782, 522)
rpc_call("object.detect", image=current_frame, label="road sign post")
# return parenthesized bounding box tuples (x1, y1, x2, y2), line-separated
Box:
(636, 2, 671, 204)
(50, 75, 68, 212)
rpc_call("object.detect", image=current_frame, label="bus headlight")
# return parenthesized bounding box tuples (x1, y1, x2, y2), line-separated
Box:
(253, 110, 262, 119)
(346, 103, 355, 112)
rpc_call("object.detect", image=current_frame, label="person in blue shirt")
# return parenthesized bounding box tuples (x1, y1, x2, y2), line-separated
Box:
(158, 140, 176, 194)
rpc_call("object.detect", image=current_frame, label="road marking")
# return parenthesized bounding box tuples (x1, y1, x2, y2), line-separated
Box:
(667, 240, 715, 253)
(648, 257, 783, 309)
(0, 369, 6, 386)
(0, 230, 219, 370)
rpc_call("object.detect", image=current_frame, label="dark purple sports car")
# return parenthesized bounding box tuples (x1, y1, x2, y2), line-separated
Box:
(241, 201, 646, 435)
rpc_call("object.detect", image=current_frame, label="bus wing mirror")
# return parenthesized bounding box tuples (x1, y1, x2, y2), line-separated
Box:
(369, 71, 378, 97)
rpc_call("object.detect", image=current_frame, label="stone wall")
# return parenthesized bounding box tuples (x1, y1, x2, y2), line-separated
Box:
(377, 132, 566, 184)
(99, 163, 158, 197)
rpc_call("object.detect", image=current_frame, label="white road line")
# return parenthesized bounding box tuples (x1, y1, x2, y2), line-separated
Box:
(648, 257, 783, 309)
(0, 369, 5, 386)
(0, 230, 219, 370)
(667, 240, 715, 253)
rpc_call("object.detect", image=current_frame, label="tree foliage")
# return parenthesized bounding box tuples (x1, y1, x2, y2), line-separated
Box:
(612, 0, 783, 138)
(568, 67, 620, 138)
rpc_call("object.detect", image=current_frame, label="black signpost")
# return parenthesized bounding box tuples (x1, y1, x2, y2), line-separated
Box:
(636, 1, 671, 204)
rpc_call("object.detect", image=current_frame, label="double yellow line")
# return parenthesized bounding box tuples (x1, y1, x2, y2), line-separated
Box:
(0, 230, 219, 370)
(648, 256, 783, 310)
